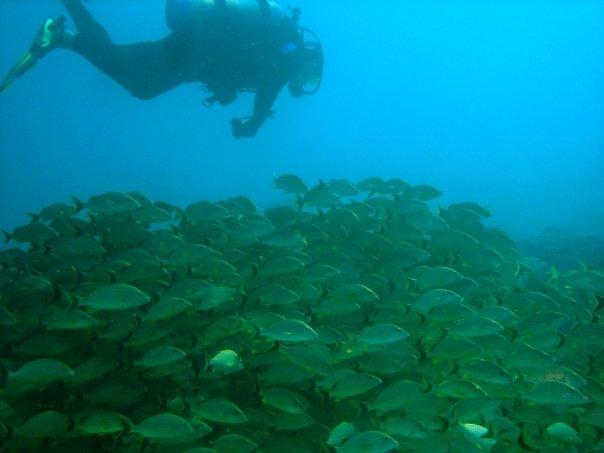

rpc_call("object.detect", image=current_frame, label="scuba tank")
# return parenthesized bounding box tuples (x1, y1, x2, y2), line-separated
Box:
(166, 0, 288, 33)
(166, 0, 323, 100)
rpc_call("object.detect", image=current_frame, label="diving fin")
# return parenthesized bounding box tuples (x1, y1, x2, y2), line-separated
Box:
(0, 16, 68, 94)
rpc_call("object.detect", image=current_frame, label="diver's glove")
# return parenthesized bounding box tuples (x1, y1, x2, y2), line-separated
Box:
(231, 118, 257, 139)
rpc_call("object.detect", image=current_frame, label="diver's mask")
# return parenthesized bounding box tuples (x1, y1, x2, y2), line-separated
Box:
(288, 27, 324, 97)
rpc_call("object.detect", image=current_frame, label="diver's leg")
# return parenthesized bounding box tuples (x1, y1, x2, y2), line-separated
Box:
(61, 0, 110, 45)
(62, 0, 193, 99)
(69, 34, 193, 100)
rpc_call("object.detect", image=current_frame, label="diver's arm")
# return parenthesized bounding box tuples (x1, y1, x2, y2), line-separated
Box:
(231, 84, 282, 138)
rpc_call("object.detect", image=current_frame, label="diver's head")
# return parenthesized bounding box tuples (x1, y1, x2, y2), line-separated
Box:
(289, 27, 324, 98)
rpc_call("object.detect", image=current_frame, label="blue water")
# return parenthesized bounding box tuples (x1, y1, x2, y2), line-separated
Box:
(1, 0, 603, 239)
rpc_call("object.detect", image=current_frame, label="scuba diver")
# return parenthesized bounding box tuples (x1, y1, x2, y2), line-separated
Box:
(0, 0, 324, 138)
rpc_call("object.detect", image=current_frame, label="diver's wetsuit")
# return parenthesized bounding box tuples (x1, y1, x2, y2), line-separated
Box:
(64, 1, 196, 99)
(62, 0, 302, 136)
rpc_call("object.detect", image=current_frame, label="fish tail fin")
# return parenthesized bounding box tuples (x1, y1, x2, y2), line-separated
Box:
(549, 265, 560, 281)
(1, 230, 11, 244)
(320, 286, 329, 299)
(250, 263, 259, 278)
(250, 323, 262, 341)
(173, 206, 184, 219)
(236, 281, 247, 297)
(0, 364, 9, 387)
(203, 349, 209, 374)
(72, 196, 85, 213)
(359, 401, 370, 417)
(149, 291, 161, 304)
(295, 194, 305, 210)
(57, 287, 75, 310)
(75, 270, 85, 285)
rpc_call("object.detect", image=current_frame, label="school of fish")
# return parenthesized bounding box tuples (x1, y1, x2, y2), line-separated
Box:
(0, 174, 603, 452)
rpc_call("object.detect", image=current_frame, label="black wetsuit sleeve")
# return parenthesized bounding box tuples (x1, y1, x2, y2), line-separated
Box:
(246, 83, 284, 134)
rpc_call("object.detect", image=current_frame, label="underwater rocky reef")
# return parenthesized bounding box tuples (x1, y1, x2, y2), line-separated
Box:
(0, 175, 603, 452)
